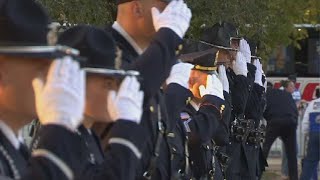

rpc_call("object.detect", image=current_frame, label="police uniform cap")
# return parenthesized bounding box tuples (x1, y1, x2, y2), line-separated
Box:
(247, 39, 261, 59)
(199, 22, 238, 51)
(223, 22, 241, 40)
(0, 0, 78, 59)
(179, 40, 219, 74)
(191, 53, 218, 74)
(58, 25, 139, 78)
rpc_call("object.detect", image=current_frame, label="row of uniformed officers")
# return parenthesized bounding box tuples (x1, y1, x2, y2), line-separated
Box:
(0, 0, 270, 179)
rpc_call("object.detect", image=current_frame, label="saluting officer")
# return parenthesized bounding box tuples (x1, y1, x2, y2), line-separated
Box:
(0, 0, 88, 179)
(31, 25, 145, 180)
(165, 51, 228, 179)
(228, 27, 268, 179)
(199, 22, 252, 180)
(243, 44, 266, 179)
(179, 40, 231, 179)
(245, 41, 268, 179)
(193, 22, 251, 180)
(93, 0, 192, 179)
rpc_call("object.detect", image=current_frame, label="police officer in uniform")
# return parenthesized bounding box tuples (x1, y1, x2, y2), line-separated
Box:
(32, 25, 145, 180)
(199, 22, 252, 180)
(243, 57, 266, 180)
(224, 22, 269, 180)
(192, 22, 251, 180)
(94, 0, 192, 179)
(245, 41, 268, 179)
(165, 49, 228, 179)
(0, 0, 88, 179)
(179, 42, 231, 179)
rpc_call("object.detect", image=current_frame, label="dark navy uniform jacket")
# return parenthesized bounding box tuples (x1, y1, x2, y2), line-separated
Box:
(0, 125, 88, 180)
(264, 89, 298, 125)
(225, 68, 251, 178)
(163, 82, 227, 179)
(95, 26, 183, 180)
(243, 64, 266, 179)
(77, 120, 147, 180)
(187, 91, 231, 180)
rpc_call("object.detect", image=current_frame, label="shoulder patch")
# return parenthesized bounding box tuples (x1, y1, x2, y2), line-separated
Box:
(180, 112, 190, 121)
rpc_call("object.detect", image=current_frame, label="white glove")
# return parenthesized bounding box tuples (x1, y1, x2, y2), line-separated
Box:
(166, 62, 193, 89)
(233, 52, 248, 77)
(151, 0, 192, 39)
(239, 39, 251, 63)
(218, 65, 229, 93)
(33, 57, 85, 130)
(107, 77, 144, 124)
(199, 75, 224, 100)
(253, 59, 263, 86)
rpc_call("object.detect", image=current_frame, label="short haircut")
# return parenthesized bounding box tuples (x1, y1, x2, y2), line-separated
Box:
(281, 80, 292, 88)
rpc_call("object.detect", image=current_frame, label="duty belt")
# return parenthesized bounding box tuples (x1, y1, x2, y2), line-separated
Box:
(246, 124, 266, 145)
(231, 116, 255, 142)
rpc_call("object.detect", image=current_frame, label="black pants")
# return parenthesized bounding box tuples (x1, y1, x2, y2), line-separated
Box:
(262, 121, 298, 180)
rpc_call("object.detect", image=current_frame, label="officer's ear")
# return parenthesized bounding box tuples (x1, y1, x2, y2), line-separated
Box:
(131, 1, 144, 18)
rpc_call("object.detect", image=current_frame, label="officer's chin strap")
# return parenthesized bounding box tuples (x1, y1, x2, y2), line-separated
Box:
(143, 92, 166, 180)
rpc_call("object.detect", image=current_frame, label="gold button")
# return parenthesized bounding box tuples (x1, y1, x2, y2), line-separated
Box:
(149, 106, 154, 112)
(175, 50, 180, 55)
(186, 97, 191, 104)
(178, 44, 183, 50)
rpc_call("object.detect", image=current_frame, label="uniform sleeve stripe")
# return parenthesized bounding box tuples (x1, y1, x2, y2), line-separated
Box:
(32, 149, 74, 180)
(109, 137, 142, 159)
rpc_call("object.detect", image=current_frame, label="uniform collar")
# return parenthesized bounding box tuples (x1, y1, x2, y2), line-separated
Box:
(189, 100, 200, 111)
(112, 21, 143, 55)
(0, 121, 21, 150)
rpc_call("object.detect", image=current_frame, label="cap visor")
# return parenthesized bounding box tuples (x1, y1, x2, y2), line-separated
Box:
(179, 48, 217, 62)
(0, 45, 80, 59)
(230, 37, 242, 40)
(83, 67, 140, 77)
(199, 40, 238, 51)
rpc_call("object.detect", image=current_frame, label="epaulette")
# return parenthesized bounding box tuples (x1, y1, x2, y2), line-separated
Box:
(180, 112, 191, 121)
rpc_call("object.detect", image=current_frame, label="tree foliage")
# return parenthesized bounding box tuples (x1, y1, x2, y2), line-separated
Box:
(37, 0, 320, 60)
(36, 0, 116, 26)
